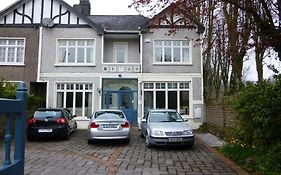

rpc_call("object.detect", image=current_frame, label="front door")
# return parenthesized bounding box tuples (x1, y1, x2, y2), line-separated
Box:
(104, 90, 137, 125)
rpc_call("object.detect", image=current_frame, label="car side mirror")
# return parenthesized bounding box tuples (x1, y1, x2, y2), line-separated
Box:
(73, 115, 77, 118)
(184, 119, 188, 122)
(141, 119, 147, 123)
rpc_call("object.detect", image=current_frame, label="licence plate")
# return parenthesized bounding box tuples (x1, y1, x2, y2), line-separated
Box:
(38, 129, 53, 133)
(168, 138, 182, 142)
(102, 124, 118, 128)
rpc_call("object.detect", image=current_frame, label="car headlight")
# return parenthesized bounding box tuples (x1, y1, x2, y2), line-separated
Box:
(183, 130, 193, 136)
(152, 130, 164, 136)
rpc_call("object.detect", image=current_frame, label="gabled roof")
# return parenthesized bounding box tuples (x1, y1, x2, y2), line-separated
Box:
(0, 0, 104, 34)
(147, 2, 205, 33)
(89, 15, 150, 31)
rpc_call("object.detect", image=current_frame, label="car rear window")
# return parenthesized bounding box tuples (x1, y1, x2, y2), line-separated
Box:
(94, 111, 124, 118)
(34, 111, 62, 118)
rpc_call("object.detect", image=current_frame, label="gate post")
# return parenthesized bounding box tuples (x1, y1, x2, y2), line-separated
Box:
(14, 82, 27, 174)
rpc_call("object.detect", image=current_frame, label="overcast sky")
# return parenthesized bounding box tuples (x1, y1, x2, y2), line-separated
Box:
(0, 0, 138, 15)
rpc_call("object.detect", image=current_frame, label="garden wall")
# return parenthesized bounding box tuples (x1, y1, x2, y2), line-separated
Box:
(205, 98, 237, 128)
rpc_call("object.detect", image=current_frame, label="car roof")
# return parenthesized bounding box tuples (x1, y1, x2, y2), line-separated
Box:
(36, 108, 64, 111)
(95, 109, 123, 112)
(148, 109, 177, 112)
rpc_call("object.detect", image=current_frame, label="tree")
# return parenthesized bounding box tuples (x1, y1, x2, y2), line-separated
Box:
(223, 0, 281, 60)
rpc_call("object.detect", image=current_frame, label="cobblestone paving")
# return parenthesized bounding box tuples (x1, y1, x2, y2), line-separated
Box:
(1, 128, 238, 175)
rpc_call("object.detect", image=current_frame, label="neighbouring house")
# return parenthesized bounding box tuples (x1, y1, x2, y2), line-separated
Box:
(0, 0, 204, 129)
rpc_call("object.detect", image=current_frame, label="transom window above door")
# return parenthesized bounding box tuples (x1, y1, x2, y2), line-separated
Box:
(57, 39, 95, 65)
(113, 42, 128, 63)
(154, 40, 191, 64)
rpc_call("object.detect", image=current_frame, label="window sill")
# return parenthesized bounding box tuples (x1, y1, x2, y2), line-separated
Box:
(0, 63, 25, 66)
(54, 64, 96, 67)
(153, 63, 193, 65)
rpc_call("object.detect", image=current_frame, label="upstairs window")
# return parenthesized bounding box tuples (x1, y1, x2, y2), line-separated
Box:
(0, 38, 25, 65)
(57, 39, 95, 65)
(154, 40, 191, 64)
(113, 42, 128, 63)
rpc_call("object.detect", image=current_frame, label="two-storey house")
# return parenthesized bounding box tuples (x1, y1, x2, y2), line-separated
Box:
(0, 0, 204, 129)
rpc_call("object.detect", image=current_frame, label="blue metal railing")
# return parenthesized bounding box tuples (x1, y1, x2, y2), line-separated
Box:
(0, 82, 27, 175)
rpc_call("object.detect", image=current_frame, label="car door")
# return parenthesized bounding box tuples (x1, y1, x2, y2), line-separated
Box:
(64, 110, 75, 130)
(141, 112, 149, 135)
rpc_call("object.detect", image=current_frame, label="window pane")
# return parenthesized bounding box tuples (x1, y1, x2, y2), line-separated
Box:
(155, 47, 162, 62)
(66, 92, 73, 111)
(7, 48, 15, 62)
(86, 48, 93, 63)
(168, 91, 177, 110)
(8, 40, 16, 45)
(156, 91, 165, 108)
(85, 92, 92, 117)
(68, 48, 75, 63)
(58, 48, 66, 63)
(144, 91, 153, 112)
(75, 92, 83, 116)
(0, 40, 6, 45)
(164, 48, 171, 62)
(173, 48, 180, 62)
(182, 41, 189, 46)
(115, 45, 125, 63)
(180, 91, 189, 115)
(68, 40, 76, 46)
(16, 47, 24, 62)
(182, 48, 189, 63)
(56, 92, 64, 108)
(173, 41, 180, 46)
(164, 41, 171, 46)
(77, 48, 84, 63)
(0, 47, 6, 62)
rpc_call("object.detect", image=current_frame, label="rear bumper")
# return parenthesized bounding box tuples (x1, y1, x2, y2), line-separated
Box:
(27, 127, 67, 138)
(149, 136, 194, 146)
(87, 128, 130, 140)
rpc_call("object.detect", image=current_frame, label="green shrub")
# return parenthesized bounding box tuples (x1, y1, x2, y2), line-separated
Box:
(232, 76, 281, 149)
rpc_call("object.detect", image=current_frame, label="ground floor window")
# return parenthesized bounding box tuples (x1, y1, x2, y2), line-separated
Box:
(143, 82, 190, 115)
(56, 83, 94, 117)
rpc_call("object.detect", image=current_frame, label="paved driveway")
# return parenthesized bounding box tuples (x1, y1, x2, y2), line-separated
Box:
(3, 128, 240, 175)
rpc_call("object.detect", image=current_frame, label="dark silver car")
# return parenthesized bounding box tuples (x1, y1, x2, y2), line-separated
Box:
(140, 109, 194, 148)
(87, 109, 130, 144)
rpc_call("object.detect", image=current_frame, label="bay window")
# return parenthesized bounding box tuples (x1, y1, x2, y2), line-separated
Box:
(143, 82, 190, 115)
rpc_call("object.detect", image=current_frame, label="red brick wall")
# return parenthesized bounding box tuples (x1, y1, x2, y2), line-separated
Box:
(205, 99, 237, 128)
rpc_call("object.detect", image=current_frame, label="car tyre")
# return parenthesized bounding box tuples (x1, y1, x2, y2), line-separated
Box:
(88, 139, 93, 145)
(145, 134, 152, 148)
(64, 128, 70, 140)
(140, 131, 145, 138)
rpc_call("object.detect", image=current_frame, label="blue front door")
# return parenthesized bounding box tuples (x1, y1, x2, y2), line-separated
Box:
(104, 90, 137, 125)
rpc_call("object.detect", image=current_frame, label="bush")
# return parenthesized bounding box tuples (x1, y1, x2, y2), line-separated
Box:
(232, 75, 281, 149)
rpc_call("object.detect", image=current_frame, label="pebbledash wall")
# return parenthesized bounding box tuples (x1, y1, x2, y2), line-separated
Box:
(205, 98, 237, 128)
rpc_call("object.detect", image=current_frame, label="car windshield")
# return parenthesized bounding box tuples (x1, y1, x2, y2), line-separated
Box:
(94, 111, 124, 119)
(149, 111, 184, 122)
(34, 111, 62, 118)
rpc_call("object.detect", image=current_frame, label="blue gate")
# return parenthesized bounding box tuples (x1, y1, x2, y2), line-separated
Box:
(0, 82, 27, 175)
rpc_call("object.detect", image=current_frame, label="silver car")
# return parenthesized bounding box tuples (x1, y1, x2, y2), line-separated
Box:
(87, 109, 130, 144)
(140, 109, 194, 148)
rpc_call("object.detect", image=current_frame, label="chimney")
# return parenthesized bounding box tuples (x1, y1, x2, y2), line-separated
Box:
(73, 0, 91, 16)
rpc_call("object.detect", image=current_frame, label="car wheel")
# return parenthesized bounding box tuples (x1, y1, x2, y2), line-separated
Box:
(140, 131, 145, 138)
(64, 128, 70, 140)
(88, 139, 93, 145)
(145, 134, 152, 148)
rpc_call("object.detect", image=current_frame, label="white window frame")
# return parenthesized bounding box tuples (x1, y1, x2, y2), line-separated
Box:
(0, 37, 25, 66)
(143, 82, 190, 115)
(56, 39, 95, 66)
(113, 42, 128, 63)
(55, 82, 94, 117)
(153, 40, 192, 64)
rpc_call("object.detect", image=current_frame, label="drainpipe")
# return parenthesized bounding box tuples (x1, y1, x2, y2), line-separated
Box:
(37, 27, 43, 83)
(139, 29, 144, 124)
